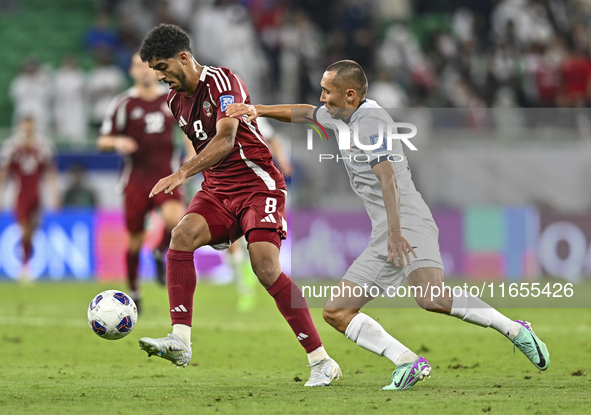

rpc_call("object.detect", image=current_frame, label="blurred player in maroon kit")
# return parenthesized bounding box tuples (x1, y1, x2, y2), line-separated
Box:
(136, 24, 340, 386)
(98, 53, 187, 311)
(0, 116, 60, 280)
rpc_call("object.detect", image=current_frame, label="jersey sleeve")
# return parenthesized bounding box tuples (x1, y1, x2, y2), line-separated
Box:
(208, 67, 246, 120)
(100, 94, 128, 136)
(0, 138, 18, 170)
(40, 139, 56, 167)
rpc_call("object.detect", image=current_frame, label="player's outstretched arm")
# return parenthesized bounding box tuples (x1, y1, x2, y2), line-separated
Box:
(372, 161, 417, 267)
(150, 117, 239, 198)
(97, 135, 138, 155)
(226, 103, 315, 123)
(268, 137, 291, 177)
(46, 164, 61, 210)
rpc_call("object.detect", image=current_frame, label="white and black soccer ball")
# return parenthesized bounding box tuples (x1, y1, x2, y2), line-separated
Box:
(87, 290, 138, 340)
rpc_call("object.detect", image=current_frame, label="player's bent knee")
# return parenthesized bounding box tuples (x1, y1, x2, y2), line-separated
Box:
(322, 308, 338, 326)
(414, 294, 447, 313)
(170, 223, 205, 251)
(250, 258, 281, 286)
(322, 308, 351, 331)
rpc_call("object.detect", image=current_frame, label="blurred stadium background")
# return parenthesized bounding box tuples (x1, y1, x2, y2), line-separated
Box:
(1, 0, 591, 287)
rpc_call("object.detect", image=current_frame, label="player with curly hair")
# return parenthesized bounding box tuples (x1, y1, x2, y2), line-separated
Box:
(136, 24, 340, 387)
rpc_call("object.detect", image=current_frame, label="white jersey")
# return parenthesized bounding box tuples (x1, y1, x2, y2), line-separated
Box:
(313, 99, 436, 252)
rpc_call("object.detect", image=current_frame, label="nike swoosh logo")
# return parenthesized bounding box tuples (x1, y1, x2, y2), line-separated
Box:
(394, 367, 416, 388)
(531, 336, 546, 368)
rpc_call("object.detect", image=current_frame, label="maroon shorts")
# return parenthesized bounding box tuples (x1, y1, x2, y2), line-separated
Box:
(186, 188, 287, 249)
(16, 195, 40, 224)
(125, 184, 184, 233)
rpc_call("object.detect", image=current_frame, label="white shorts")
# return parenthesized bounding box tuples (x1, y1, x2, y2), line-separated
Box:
(342, 216, 444, 295)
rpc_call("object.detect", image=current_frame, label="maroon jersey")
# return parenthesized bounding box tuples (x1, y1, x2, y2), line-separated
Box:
(0, 136, 54, 202)
(166, 66, 285, 194)
(101, 87, 178, 190)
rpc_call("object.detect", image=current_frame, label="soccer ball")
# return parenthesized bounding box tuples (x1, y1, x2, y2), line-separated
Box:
(87, 290, 138, 340)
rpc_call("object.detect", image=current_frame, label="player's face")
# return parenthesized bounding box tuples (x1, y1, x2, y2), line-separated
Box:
(130, 54, 158, 87)
(320, 71, 349, 120)
(148, 55, 190, 92)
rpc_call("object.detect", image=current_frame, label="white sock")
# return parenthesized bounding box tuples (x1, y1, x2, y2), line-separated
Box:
(345, 313, 418, 365)
(307, 346, 330, 364)
(172, 324, 192, 347)
(450, 289, 521, 340)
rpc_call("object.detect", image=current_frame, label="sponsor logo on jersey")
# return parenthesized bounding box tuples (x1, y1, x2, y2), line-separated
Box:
(203, 101, 212, 117)
(220, 95, 234, 112)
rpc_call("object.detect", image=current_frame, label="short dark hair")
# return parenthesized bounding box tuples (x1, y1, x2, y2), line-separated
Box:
(139, 23, 192, 62)
(326, 60, 368, 97)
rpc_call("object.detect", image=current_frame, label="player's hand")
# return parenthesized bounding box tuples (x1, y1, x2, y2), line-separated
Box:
(149, 171, 186, 198)
(225, 103, 257, 122)
(114, 137, 138, 155)
(50, 198, 61, 211)
(280, 161, 292, 177)
(387, 231, 417, 267)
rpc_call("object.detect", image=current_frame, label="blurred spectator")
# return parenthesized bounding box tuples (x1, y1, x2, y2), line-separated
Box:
(9, 56, 52, 134)
(62, 164, 98, 208)
(9, 0, 591, 146)
(114, 15, 142, 72)
(84, 11, 119, 58)
(53, 56, 88, 144)
(247, 0, 289, 91)
(87, 48, 126, 131)
(191, 0, 268, 101)
(368, 70, 408, 108)
(373, 0, 412, 23)
(376, 22, 432, 91)
(278, 8, 323, 102)
(558, 44, 591, 107)
(163, 0, 195, 29)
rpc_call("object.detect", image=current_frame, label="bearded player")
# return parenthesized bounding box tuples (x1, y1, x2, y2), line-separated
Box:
(98, 53, 187, 311)
(136, 24, 340, 386)
(0, 116, 59, 280)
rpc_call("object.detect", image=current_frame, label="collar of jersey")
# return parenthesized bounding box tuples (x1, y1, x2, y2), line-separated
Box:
(199, 66, 209, 83)
(343, 99, 367, 124)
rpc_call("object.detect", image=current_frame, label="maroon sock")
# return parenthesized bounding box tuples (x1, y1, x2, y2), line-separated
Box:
(167, 249, 196, 326)
(126, 251, 140, 292)
(157, 228, 172, 254)
(22, 238, 33, 263)
(266, 272, 322, 353)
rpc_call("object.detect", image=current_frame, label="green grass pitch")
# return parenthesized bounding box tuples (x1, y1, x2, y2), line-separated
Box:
(0, 280, 590, 414)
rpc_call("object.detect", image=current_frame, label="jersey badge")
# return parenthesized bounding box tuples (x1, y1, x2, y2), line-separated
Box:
(203, 101, 213, 117)
(369, 133, 388, 153)
(130, 106, 145, 120)
(220, 95, 234, 112)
